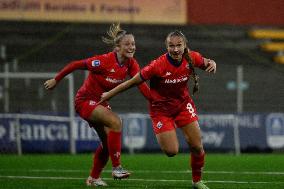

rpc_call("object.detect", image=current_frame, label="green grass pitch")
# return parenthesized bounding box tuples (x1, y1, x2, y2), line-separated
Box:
(0, 153, 283, 189)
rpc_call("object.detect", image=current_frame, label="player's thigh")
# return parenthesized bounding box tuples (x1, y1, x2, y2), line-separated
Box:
(89, 105, 122, 130)
(180, 121, 203, 152)
(150, 114, 179, 155)
(156, 130, 179, 156)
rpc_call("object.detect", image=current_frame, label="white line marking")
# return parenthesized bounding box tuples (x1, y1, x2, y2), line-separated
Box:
(205, 171, 284, 175)
(0, 169, 283, 175)
(0, 175, 284, 185)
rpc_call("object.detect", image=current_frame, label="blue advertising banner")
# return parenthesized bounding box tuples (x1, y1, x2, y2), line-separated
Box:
(0, 115, 101, 153)
(0, 113, 283, 153)
(266, 113, 284, 149)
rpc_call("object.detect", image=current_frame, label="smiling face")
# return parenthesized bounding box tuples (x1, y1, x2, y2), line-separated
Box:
(116, 34, 136, 60)
(166, 35, 186, 62)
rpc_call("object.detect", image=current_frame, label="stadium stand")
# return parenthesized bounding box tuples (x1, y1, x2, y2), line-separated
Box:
(260, 42, 284, 64)
(249, 29, 284, 65)
(249, 29, 284, 40)
(274, 54, 284, 64)
(0, 21, 284, 114)
(261, 42, 284, 52)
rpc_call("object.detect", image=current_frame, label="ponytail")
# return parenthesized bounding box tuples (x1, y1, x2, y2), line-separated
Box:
(183, 48, 199, 95)
(102, 23, 130, 48)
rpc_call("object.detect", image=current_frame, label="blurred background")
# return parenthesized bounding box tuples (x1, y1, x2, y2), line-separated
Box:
(0, 0, 283, 155)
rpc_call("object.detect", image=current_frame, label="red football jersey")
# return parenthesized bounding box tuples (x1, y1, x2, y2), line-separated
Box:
(140, 51, 205, 116)
(55, 51, 150, 102)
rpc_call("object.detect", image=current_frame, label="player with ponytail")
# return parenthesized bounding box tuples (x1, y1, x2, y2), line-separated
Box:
(100, 30, 216, 189)
(44, 23, 151, 187)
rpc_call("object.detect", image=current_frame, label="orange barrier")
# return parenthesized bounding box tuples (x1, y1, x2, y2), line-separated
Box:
(274, 55, 284, 64)
(249, 29, 284, 39)
(261, 42, 284, 52)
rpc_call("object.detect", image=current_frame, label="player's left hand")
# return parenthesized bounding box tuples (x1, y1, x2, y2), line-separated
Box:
(44, 78, 57, 90)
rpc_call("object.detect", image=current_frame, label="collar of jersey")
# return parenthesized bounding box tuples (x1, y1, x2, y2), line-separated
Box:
(114, 52, 125, 67)
(166, 53, 182, 67)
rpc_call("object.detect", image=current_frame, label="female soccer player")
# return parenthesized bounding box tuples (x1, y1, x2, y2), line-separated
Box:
(100, 30, 216, 189)
(44, 23, 151, 187)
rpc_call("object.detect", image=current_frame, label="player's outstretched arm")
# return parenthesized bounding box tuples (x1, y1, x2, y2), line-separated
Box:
(43, 60, 87, 91)
(100, 73, 143, 103)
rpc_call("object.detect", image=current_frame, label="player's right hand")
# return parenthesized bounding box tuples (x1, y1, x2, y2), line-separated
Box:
(98, 92, 109, 104)
(44, 79, 57, 90)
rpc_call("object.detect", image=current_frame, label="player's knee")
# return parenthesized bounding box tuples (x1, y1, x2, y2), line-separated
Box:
(164, 149, 178, 157)
(166, 152, 177, 157)
(109, 117, 122, 131)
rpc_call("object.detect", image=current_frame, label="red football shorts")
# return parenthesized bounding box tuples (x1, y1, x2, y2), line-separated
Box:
(75, 99, 111, 121)
(150, 100, 199, 134)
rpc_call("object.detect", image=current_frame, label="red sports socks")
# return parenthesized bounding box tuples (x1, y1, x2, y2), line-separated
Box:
(107, 131, 122, 167)
(90, 144, 109, 179)
(190, 151, 205, 183)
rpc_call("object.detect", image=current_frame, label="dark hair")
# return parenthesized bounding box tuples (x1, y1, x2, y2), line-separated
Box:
(166, 30, 199, 95)
(102, 23, 132, 48)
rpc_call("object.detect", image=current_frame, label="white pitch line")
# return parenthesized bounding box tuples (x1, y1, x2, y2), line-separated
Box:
(0, 175, 284, 185)
(205, 171, 284, 175)
(0, 175, 83, 180)
(0, 169, 284, 175)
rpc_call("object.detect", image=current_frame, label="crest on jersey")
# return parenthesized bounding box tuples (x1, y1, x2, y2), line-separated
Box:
(156, 121, 163, 129)
(91, 60, 100, 67)
(186, 64, 190, 69)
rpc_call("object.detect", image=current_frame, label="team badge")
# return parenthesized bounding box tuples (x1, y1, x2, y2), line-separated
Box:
(186, 64, 190, 69)
(91, 60, 100, 67)
(157, 121, 163, 129)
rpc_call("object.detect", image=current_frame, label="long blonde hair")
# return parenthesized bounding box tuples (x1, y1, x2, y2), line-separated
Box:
(102, 23, 130, 48)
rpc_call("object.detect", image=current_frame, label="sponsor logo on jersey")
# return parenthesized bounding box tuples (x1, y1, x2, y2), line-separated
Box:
(106, 77, 123, 83)
(164, 76, 188, 84)
(165, 72, 172, 76)
(156, 121, 163, 129)
(91, 60, 100, 67)
(89, 100, 96, 105)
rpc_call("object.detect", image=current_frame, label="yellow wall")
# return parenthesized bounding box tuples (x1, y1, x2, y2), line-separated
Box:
(0, 0, 187, 24)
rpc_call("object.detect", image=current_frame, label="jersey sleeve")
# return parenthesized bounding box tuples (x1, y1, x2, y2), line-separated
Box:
(84, 55, 106, 73)
(140, 59, 161, 81)
(128, 59, 152, 100)
(128, 58, 140, 77)
(190, 51, 206, 69)
(137, 82, 152, 101)
(54, 60, 87, 82)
